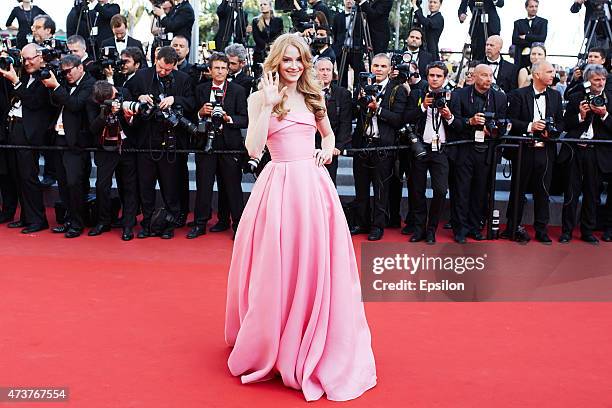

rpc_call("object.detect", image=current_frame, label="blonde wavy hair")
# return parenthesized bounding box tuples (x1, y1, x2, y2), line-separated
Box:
(262, 33, 326, 121)
(256, 0, 275, 32)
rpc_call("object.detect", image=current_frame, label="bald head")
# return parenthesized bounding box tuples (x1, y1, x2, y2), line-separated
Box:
(532, 60, 555, 88)
(474, 64, 494, 92)
(21, 43, 44, 74)
(485, 35, 503, 60)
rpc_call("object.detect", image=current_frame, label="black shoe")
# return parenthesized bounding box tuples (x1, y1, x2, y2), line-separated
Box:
(581, 234, 599, 245)
(515, 228, 531, 244)
(535, 231, 552, 245)
(121, 227, 134, 241)
(52, 224, 70, 233)
(21, 223, 49, 234)
(40, 176, 56, 188)
(0, 212, 15, 224)
(401, 224, 414, 235)
(468, 231, 485, 241)
(426, 230, 436, 245)
(186, 226, 206, 239)
(410, 231, 425, 242)
(160, 230, 174, 239)
(209, 222, 229, 232)
(454, 234, 467, 244)
(64, 228, 82, 238)
(88, 224, 111, 236)
(7, 220, 25, 229)
(137, 228, 152, 239)
(350, 226, 369, 235)
(602, 229, 612, 242)
(443, 222, 453, 230)
(558, 233, 571, 244)
(367, 227, 383, 241)
(175, 212, 187, 228)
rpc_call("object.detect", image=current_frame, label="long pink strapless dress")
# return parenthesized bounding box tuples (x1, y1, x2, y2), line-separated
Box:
(224, 111, 377, 401)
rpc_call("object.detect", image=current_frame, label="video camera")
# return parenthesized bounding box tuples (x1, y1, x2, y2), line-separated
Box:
(197, 88, 226, 153)
(397, 124, 427, 159)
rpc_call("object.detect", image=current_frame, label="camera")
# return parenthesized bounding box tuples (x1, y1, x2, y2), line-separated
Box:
(160, 105, 198, 136)
(358, 72, 383, 105)
(41, 38, 69, 61)
(584, 84, 607, 107)
(397, 124, 427, 159)
(122, 100, 156, 117)
(197, 88, 225, 153)
(543, 116, 558, 133)
(0, 47, 22, 71)
(100, 99, 124, 150)
(482, 112, 512, 138)
(428, 89, 451, 109)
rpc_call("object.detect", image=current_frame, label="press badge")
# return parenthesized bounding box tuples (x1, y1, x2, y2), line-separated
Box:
(91, 27, 98, 36)
(475, 130, 485, 143)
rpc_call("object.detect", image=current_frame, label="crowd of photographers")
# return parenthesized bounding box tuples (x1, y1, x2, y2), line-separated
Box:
(1, 0, 612, 246)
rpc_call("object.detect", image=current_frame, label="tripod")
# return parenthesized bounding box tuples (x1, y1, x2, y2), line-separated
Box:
(454, 4, 488, 84)
(220, 0, 247, 51)
(74, 0, 98, 60)
(578, 3, 612, 60)
(337, 3, 373, 88)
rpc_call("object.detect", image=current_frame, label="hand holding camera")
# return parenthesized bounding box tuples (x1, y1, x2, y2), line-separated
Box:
(531, 119, 547, 136)
(0, 63, 18, 84)
(469, 112, 486, 127)
(158, 95, 175, 110)
(41, 70, 59, 89)
(579, 100, 592, 120)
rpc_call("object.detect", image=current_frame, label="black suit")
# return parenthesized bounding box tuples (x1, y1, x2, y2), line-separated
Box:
(560, 91, 612, 236)
(66, 3, 120, 53)
(7, 75, 57, 226)
(252, 17, 284, 64)
(353, 80, 408, 229)
(332, 9, 366, 89)
(315, 84, 352, 185)
(160, 1, 195, 42)
(571, 0, 612, 48)
(0, 77, 18, 221)
(230, 71, 254, 96)
(89, 88, 139, 229)
(50, 73, 96, 231)
(512, 16, 548, 69)
(458, 0, 504, 61)
(215, 0, 248, 50)
(126, 67, 195, 232)
(361, 0, 393, 54)
(92, 2, 121, 47)
(505, 86, 564, 234)
(448, 85, 507, 238)
(414, 9, 444, 59)
(193, 81, 247, 230)
(100, 36, 145, 59)
(485, 58, 518, 94)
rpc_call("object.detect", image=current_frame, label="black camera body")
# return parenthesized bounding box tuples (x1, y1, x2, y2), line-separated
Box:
(584, 86, 607, 107)
(397, 124, 427, 159)
(482, 112, 512, 138)
(0, 47, 22, 71)
(358, 72, 383, 106)
(428, 89, 450, 109)
(198, 88, 225, 152)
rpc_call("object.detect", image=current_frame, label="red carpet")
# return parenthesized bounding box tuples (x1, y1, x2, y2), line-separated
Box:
(1, 216, 612, 407)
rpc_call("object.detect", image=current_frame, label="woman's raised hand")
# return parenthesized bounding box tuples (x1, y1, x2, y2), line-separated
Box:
(261, 70, 287, 108)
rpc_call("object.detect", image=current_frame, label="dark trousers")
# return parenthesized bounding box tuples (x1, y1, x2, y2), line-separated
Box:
(178, 152, 190, 215)
(562, 147, 599, 236)
(8, 121, 46, 226)
(54, 136, 89, 230)
(453, 148, 490, 237)
(337, 49, 366, 91)
(137, 152, 181, 229)
(410, 148, 449, 233)
(353, 152, 394, 229)
(506, 146, 553, 233)
(194, 153, 243, 229)
(389, 150, 413, 226)
(94, 151, 139, 228)
(325, 155, 340, 186)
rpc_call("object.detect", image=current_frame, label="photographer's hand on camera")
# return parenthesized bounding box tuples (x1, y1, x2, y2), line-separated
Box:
(531, 119, 547, 135)
(0, 64, 18, 85)
(579, 100, 592, 120)
(138, 94, 155, 105)
(591, 103, 608, 118)
(153, 5, 166, 18)
(41, 70, 59, 89)
(158, 95, 175, 110)
(469, 112, 486, 127)
(103, 66, 114, 81)
(438, 106, 452, 121)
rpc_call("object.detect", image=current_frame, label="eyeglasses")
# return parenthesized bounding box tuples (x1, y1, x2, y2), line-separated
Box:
(60, 66, 77, 76)
(22, 54, 41, 63)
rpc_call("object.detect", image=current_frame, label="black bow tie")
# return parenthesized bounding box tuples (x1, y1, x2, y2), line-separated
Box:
(535, 92, 545, 99)
(116, 39, 126, 43)
(487, 60, 499, 65)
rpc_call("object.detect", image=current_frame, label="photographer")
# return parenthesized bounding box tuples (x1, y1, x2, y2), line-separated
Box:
(458, 0, 504, 62)
(412, 0, 444, 59)
(565, 47, 610, 99)
(171, 35, 192, 73)
(31, 14, 55, 45)
(225, 44, 254, 96)
(448, 64, 507, 244)
(67, 0, 120, 53)
(511, 0, 548, 69)
(67, 35, 94, 67)
(571, 0, 612, 50)
(87, 80, 138, 240)
(311, 26, 336, 64)
(332, 0, 366, 90)
(484, 35, 518, 93)
(100, 14, 145, 59)
(188, 52, 247, 239)
(104, 46, 144, 87)
(357, 0, 392, 54)
(315, 57, 352, 184)
(404, 28, 434, 78)
(214, 0, 248, 51)
(403, 61, 457, 244)
(41, 54, 96, 238)
(350, 53, 408, 241)
(558, 64, 612, 244)
(293, 0, 334, 30)
(0, 44, 57, 232)
(124, 46, 195, 239)
(153, 0, 195, 44)
(503, 61, 564, 244)
(250, 0, 283, 68)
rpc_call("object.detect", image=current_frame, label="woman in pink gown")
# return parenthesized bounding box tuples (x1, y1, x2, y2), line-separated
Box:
(224, 33, 376, 401)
